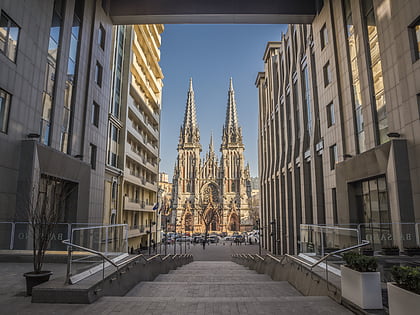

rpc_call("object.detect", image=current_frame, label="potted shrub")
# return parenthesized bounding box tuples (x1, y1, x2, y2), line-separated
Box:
(381, 246, 399, 256)
(340, 252, 383, 309)
(387, 266, 420, 315)
(23, 176, 67, 295)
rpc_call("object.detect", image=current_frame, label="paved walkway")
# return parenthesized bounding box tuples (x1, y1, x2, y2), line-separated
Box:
(97, 261, 352, 314)
(0, 247, 352, 314)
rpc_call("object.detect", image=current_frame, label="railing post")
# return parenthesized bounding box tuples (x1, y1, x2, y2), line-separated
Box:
(105, 225, 109, 256)
(66, 243, 72, 284)
(10, 222, 15, 250)
(320, 227, 324, 256)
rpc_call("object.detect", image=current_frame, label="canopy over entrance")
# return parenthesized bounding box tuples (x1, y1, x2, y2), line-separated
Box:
(108, 0, 321, 24)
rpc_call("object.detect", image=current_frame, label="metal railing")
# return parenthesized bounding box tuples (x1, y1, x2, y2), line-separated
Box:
(63, 239, 146, 284)
(233, 239, 370, 291)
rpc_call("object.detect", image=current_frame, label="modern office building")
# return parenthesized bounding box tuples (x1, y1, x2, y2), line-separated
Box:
(172, 79, 253, 234)
(0, 0, 113, 224)
(103, 24, 164, 249)
(257, 0, 420, 255)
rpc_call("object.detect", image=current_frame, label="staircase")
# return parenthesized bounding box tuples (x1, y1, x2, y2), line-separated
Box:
(90, 261, 353, 314)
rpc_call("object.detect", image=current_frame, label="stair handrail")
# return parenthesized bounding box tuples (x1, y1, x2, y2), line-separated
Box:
(63, 239, 148, 284)
(284, 239, 370, 271)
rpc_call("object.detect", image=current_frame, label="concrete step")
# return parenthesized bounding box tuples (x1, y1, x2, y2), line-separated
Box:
(154, 274, 272, 282)
(91, 295, 353, 314)
(126, 281, 301, 297)
(169, 268, 256, 274)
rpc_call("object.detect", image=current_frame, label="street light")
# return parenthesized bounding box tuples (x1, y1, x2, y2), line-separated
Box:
(256, 218, 261, 256)
(165, 217, 169, 256)
(148, 220, 156, 255)
(270, 220, 276, 255)
(174, 218, 177, 255)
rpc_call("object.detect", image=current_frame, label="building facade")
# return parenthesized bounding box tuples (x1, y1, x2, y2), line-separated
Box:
(172, 79, 252, 234)
(257, 0, 420, 254)
(103, 24, 164, 250)
(0, 0, 113, 225)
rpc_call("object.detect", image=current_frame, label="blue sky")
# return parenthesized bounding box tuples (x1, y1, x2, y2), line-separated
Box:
(159, 24, 287, 180)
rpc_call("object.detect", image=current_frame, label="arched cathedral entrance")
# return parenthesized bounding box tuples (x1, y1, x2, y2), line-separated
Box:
(228, 213, 240, 232)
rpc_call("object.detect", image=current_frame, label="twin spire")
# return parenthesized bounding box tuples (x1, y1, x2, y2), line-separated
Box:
(179, 78, 200, 146)
(179, 78, 243, 149)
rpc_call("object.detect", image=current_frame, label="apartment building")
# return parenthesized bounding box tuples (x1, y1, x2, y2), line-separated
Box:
(0, 0, 113, 225)
(257, 0, 420, 254)
(103, 24, 164, 250)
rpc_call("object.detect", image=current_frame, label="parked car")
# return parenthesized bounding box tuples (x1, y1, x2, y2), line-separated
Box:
(208, 235, 220, 243)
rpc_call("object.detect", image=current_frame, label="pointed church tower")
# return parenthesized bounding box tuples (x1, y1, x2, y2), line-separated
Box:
(178, 78, 200, 147)
(221, 78, 243, 148)
(220, 78, 251, 232)
(173, 78, 202, 231)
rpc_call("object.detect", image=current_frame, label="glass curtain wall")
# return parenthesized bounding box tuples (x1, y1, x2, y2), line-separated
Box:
(40, 0, 64, 145)
(362, 0, 388, 145)
(343, 0, 366, 153)
(61, 0, 84, 153)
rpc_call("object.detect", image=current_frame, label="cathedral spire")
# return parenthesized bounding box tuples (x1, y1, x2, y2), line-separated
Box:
(179, 78, 200, 146)
(209, 132, 214, 153)
(222, 78, 242, 146)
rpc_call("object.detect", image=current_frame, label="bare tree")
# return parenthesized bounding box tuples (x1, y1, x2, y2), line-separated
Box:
(26, 176, 68, 273)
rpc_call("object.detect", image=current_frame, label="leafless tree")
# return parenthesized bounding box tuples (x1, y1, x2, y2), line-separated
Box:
(26, 176, 69, 273)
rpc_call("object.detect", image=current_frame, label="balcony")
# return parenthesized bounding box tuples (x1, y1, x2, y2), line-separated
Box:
(128, 102, 159, 140)
(125, 196, 141, 211)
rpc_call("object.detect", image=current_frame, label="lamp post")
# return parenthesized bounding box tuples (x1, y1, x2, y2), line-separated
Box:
(174, 218, 177, 255)
(148, 220, 156, 255)
(165, 217, 169, 256)
(270, 220, 276, 255)
(256, 218, 261, 256)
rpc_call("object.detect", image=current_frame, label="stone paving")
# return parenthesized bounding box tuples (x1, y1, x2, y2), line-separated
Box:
(0, 244, 353, 314)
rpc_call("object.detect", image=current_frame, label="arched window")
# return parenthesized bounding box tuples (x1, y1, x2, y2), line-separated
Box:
(231, 182, 235, 192)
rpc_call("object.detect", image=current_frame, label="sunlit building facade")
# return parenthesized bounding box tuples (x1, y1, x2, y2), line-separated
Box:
(103, 24, 164, 249)
(257, 0, 420, 255)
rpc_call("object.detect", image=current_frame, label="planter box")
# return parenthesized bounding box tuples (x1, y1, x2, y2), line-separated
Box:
(341, 265, 383, 309)
(387, 282, 420, 315)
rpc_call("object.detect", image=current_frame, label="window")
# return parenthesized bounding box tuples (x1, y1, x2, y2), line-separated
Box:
(95, 61, 103, 87)
(417, 94, 420, 117)
(320, 23, 328, 49)
(0, 11, 20, 62)
(90, 143, 97, 170)
(326, 102, 335, 127)
(91, 102, 99, 127)
(329, 144, 337, 170)
(409, 17, 420, 61)
(332, 188, 338, 225)
(98, 23, 105, 50)
(40, 0, 65, 146)
(0, 88, 11, 133)
(323, 61, 332, 87)
(107, 123, 119, 167)
(363, 0, 388, 144)
(302, 65, 312, 136)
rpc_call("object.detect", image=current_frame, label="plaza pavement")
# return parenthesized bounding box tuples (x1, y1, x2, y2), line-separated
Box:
(0, 242, 352, 314)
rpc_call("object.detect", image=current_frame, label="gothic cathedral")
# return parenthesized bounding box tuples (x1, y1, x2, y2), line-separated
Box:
(172, 78, 252, 234)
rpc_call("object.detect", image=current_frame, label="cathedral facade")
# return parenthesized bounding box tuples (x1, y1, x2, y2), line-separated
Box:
(172, 78, 252, 234)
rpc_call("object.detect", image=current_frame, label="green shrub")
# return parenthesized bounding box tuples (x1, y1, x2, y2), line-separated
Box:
(391, 266, 420, 295)
(342, 252, 378, 272)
